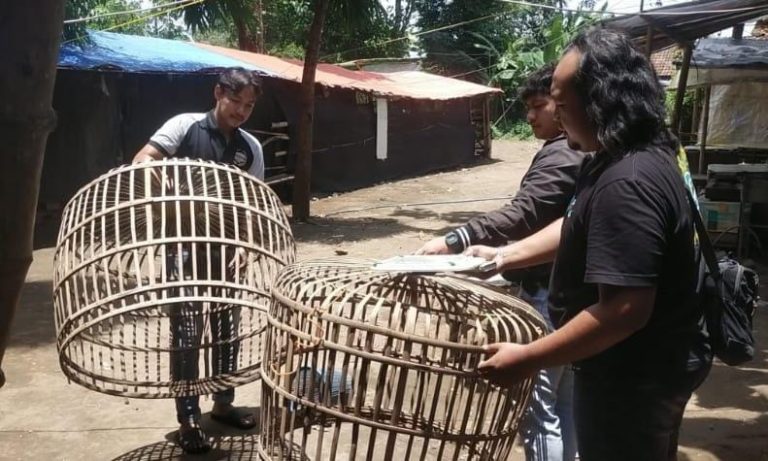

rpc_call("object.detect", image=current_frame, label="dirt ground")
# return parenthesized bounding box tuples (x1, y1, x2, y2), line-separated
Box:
(1, 139, 766, 460)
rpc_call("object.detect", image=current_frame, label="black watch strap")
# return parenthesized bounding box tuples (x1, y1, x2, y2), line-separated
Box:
(445, 230, 466, 253)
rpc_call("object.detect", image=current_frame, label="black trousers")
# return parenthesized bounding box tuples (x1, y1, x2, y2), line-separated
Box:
(573, 362, 710, 461)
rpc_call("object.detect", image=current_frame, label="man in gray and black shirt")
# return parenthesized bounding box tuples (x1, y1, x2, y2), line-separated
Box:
(417, 63, 586, 461)
(133, 67, 263, 455)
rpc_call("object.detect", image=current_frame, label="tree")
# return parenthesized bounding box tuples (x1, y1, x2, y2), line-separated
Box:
(0, 1, 66, 387)
(292, 0, 330, 221)
(183, 0, 262, 51)
(185, 0, 411, 60)
(414, 0, 559, 80)
(486, 2, 603, 98)
(63, 0, 184, 42)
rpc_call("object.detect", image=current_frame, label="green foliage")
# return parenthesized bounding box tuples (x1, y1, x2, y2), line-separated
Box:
(478, 1, 606, 136)
(414, 0, 560, 80)
(492, 118, 534, 140)
(489, 2, 605, 105)
(63, 0, 184, 42)
(665, 88, 698, 143)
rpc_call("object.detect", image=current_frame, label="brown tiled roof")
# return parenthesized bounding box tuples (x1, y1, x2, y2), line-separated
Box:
(651, 46, 679, 78)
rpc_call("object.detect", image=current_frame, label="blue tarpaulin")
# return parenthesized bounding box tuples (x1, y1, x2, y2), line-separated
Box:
(58, 31, 274, 75)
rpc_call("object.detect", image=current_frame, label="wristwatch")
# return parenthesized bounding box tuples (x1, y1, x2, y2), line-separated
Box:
(444, 230, 465, 254)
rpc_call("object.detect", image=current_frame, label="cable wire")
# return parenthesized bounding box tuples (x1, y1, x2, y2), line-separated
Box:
(62, 0, 204, 45)
(63, 0, 195, 25)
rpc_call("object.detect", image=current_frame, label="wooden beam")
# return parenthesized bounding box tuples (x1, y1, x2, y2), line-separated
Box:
(671, 44, 693, 137)
(645, 24, 654, 58)
(640, 14, 689, 50)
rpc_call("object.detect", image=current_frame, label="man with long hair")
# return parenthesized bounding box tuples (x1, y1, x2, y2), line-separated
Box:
(417, 63, 583, 461)
(467, 28, 711, 460)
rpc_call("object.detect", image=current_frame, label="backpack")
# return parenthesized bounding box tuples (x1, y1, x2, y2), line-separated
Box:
(687, 192, 760, 366)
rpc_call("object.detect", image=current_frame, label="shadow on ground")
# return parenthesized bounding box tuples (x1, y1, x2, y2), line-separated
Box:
(113, 409, 270, 461)
(8, 280, 56, 349)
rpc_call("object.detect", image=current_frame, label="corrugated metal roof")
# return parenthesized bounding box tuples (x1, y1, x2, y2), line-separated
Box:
(57, 31, 499, 101)
(58, 31, 274, 75)
(195, 43, 501, 100)
(602, 0, 768, 52)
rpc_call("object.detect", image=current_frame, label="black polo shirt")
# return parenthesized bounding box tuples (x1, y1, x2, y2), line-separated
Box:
(148, 111, 264, 179)
(549, 141, 705, 377)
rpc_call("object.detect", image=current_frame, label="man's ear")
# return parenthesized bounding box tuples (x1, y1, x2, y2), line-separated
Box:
(214, 84, 224, 101)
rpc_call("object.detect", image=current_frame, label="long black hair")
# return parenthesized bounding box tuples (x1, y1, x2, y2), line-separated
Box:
(566, 28, 673, 154)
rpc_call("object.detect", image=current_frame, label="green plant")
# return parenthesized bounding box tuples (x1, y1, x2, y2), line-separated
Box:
(492, 119, 534, 140)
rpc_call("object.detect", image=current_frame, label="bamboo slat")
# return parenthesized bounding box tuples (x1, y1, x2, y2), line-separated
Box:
(53, 158, 296, 398)
(260, 258, 548, 461)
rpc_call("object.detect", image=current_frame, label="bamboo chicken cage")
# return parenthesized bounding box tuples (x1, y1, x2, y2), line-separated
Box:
(259, 258, 548, 461)
(53, 158, 295, 398)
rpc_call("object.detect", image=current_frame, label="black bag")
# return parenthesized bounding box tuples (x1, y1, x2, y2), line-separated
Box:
(687, 193, 760, 366)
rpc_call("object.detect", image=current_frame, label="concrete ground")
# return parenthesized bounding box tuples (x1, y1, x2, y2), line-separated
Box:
(1, 140, 766, 460)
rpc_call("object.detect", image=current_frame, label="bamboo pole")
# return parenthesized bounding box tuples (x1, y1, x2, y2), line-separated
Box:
(699, 86, 711, 174)
(671, 44, 693, 137)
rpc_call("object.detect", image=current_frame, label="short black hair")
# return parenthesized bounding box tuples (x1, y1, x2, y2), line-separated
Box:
(566, 28, 671, 154)
(217, 67, 262, 96)
(518, 62, 556, 101)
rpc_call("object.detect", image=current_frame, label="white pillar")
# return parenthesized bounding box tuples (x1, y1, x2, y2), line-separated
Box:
(376, 97, 388, 160)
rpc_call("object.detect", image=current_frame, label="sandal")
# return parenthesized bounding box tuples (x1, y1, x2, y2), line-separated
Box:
(210, 407, 257, 430)
(177, 424, 211, 454)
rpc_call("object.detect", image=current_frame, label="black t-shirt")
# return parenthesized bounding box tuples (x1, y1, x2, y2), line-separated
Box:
(548, 142, 704, 377)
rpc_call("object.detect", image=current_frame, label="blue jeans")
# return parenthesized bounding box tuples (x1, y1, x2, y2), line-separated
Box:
(168, 247, 238, 424)
(519, 288, 577, 461)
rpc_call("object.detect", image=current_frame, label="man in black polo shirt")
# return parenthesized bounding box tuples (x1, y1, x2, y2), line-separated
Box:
(466, 29, 710, 460)
(133, 67, 264, 454)
(417, 63, 584, 461)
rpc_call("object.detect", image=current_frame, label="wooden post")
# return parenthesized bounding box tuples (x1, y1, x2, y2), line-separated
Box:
(483, 96, 492, 158)
(645, 25, 654, 58)
(292, 0, 330, 221)
(671, 44, 693, 137)
(733, 23, 745, 39)
(691, 87, 701, 144)
(0, 1, 65, 387)
(698, 85, 711, 174)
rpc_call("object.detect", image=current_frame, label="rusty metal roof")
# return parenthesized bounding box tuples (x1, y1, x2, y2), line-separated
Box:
(602, 0, 768, 52)
(195, 43, 501, 101)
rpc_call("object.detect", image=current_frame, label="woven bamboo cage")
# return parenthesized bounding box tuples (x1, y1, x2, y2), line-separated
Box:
(52, 158, 295, 398)
(259, 258, 548, 461)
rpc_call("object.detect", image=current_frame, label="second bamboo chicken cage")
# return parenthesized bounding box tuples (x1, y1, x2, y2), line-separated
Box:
(259, 258, 548, 461)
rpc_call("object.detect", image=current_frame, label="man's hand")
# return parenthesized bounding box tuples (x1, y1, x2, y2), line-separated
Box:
(477, 342, 537, 387)
(415, 236, 451, 255)
(464, 245, 505, 268)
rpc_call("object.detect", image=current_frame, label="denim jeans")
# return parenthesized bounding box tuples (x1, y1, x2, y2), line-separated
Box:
(519, 288, 577, 461)
(168, 246, 239, 424)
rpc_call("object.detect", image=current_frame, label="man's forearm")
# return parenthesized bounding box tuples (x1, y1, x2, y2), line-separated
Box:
(522, 286, 655, 369)
(497, 217, 563, 270)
